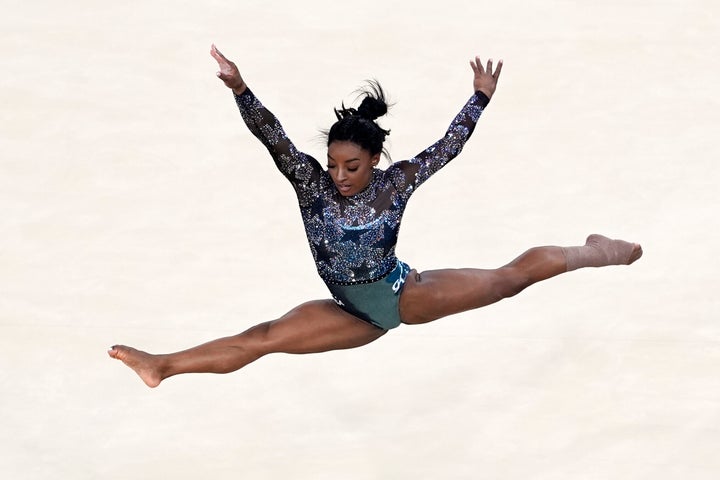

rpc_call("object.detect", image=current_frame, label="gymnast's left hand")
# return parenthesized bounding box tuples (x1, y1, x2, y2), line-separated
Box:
(470, 57, 503, 99)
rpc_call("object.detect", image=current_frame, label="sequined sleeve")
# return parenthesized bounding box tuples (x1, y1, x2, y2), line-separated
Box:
(234, 88, 323, 205)
(390, 91, 490, 194)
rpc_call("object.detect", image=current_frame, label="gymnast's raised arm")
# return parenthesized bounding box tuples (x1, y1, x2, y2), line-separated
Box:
(210, 44, 323, 195)
(395, 57, 503, 191)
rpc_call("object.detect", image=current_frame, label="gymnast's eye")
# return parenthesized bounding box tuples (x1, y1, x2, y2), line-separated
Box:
(348, 167, 358, 172)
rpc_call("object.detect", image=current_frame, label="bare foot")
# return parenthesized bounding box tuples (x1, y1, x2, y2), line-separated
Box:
(108, 345, 164, 388)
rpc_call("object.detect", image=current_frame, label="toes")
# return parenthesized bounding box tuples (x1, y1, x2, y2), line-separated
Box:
(107, 345, 131, 360)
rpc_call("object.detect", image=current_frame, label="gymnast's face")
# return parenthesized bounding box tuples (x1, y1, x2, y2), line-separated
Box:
(326, 141, 380, 196)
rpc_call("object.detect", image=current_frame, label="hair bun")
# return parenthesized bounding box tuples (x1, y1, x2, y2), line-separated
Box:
(354, 80, 389, 121)
(326, 80, 392, 159)
(357, 97, 387, 121)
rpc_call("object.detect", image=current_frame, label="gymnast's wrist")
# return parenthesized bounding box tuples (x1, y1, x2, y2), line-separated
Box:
(474, 90, 491, 107)
(232, 82, 248, 96)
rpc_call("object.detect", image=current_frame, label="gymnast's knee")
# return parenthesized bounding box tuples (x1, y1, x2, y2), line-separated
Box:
(494, 267, 532, 299)
(234, 321, 275, 355)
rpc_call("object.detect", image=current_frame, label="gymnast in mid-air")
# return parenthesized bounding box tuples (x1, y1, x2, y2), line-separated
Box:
(109, 45, 642, 387)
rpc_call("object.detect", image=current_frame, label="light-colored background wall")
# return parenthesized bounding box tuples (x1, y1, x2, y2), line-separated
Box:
(2, 0, 718, 478)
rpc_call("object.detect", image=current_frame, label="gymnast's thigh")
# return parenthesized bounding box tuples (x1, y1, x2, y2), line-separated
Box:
(399, 267, 513, 325)
(263, 299, 388, 354)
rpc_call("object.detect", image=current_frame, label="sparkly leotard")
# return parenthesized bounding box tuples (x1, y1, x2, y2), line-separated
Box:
(234, 88, 490, 327)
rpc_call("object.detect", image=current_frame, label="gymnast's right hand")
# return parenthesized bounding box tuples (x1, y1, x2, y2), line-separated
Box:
(211, 44, 247, 95)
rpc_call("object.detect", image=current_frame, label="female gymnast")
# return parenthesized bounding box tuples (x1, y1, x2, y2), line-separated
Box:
(109, 45, 642, 387)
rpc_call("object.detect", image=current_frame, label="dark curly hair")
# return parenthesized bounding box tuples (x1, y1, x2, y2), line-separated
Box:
(326, 80, 391, 158)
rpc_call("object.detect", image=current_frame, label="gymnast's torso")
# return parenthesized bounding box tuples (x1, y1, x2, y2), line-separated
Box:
(234, 88, 489, 286)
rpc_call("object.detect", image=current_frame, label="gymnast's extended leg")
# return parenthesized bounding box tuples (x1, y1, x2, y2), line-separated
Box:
(108, 300, 386, 387)
(399, 234, 643, 325)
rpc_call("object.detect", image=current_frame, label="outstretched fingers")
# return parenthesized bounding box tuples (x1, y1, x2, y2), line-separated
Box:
(472, 56, 503, 77)
(492, 58, 503, 79)
(470, 56, 482, 75)
(211, 44, 231, 74)
(210, 43, 224, 59)
(470, 54, 503, 98)
(211, 44, 232, 69)
(210, 44, 246, 93)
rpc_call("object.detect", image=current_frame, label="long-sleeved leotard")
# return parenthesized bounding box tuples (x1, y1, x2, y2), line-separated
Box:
(234, 88, 490, 286)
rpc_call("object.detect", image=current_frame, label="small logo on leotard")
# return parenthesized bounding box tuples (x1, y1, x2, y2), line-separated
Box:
(389, 261, 410, 294)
